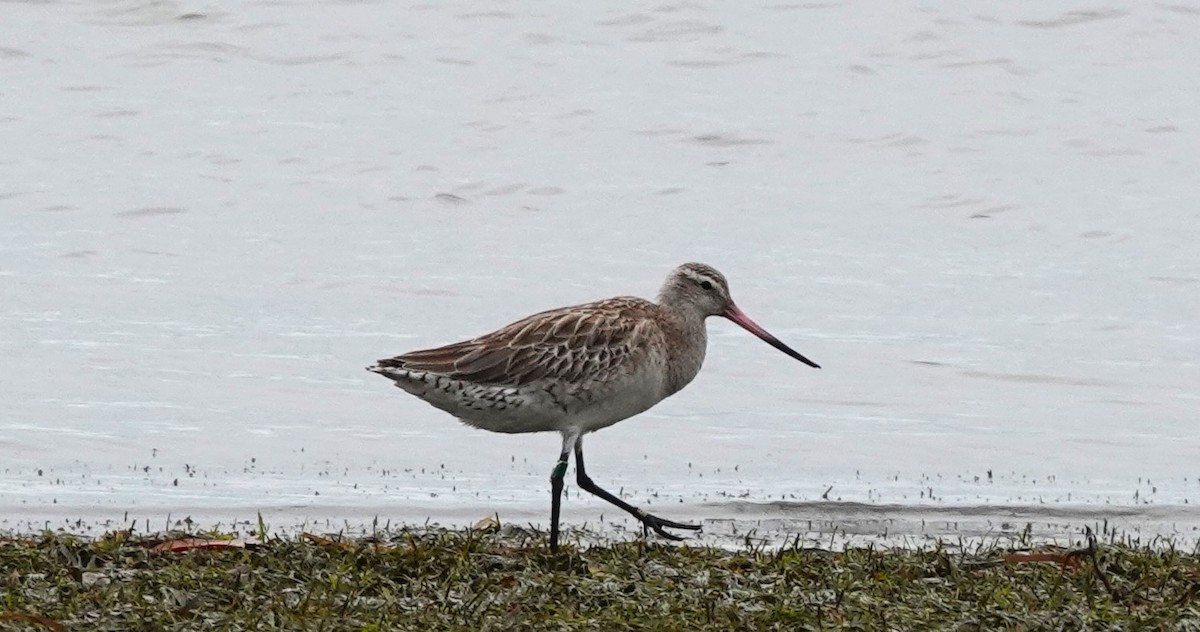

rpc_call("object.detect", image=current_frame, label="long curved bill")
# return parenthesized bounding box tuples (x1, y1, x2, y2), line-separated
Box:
(724, 304, 820, 369)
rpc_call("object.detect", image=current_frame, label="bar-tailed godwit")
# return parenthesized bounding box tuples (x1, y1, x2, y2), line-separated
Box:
(368, 262, 819, 552)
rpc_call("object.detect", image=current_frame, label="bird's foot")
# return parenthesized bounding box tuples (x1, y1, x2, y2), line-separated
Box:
(636, 510, 702, 541)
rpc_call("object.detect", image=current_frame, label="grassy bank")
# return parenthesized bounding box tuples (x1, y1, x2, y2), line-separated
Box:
(2, 526, 1198, 630)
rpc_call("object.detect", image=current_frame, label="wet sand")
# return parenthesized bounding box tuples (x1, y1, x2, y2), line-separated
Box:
(5, 498, 1197, 551)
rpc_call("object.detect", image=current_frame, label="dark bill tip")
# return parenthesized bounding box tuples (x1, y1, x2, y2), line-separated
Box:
(723, 305, 820, 369)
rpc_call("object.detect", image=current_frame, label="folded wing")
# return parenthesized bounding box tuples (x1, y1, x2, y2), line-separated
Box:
(373, 298, 661, 389)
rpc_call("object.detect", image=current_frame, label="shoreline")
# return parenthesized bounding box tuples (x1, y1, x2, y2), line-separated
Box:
(5, 499, 1196, 549)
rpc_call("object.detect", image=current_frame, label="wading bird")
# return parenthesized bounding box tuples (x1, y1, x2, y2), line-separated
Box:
(368, 263, 819, 552)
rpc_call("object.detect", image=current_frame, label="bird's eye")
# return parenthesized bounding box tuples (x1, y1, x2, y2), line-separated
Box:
(700, 280, 713, 291)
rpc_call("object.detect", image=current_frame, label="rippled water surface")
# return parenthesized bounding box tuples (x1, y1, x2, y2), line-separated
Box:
(2, 1, 1198, 540)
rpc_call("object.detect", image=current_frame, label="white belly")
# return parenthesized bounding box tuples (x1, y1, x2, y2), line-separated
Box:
(386, 365, 670, 435)
(564, 374, 665, 433)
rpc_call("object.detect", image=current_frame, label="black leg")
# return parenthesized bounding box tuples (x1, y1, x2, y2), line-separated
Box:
(549, 450, 569, 554)
(574, 442, 701, 541)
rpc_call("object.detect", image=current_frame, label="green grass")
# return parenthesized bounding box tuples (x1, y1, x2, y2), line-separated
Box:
(1, 526, 1198, 631)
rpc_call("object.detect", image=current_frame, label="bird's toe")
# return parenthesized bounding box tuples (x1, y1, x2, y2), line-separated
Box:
(640, 513, 702, 541)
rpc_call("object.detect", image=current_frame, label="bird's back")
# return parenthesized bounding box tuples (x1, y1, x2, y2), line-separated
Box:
(368, 297, 676, 434)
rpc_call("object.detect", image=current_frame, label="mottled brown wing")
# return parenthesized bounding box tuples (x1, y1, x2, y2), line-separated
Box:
(375, 298, 660, 388)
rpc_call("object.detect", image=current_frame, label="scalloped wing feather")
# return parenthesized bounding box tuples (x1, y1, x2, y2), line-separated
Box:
(374, 297, 662, 389)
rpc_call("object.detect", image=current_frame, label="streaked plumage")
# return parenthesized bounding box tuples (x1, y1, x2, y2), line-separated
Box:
(368, 263, 819, 552)
(371, 297, 691, 435)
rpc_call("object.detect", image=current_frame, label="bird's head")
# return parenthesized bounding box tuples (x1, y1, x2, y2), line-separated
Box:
(658, 262, 733, 318)
(658, 262, 820, 369)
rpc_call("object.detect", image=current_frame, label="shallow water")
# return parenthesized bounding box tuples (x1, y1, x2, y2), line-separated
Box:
(2, 1, 1198, 540)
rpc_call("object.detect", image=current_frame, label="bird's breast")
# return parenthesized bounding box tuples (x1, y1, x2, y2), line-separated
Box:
(661, 321, 707, 399)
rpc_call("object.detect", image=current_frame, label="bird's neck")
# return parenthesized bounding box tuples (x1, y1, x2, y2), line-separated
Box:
(660, 307, 708, 398)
